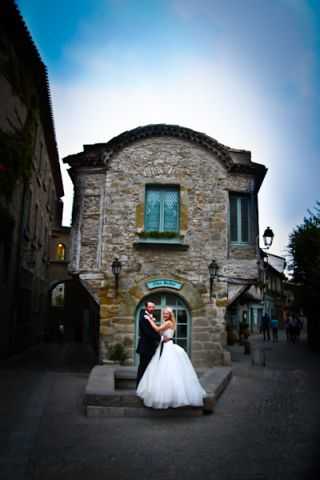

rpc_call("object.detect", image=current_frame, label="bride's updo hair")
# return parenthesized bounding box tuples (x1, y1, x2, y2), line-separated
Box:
(165, 307, 176, 329)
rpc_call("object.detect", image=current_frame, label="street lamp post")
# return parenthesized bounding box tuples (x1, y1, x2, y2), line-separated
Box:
(260, 227, 274, 318)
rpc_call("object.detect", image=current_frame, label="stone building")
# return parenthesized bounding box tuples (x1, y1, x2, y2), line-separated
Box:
(64, 124, 267, 367)
(227, 283, 263, 334)
(227, 252, 287, 334)
(0, 0, 64, 357)
(263, 253, 287, 326)
(47, 226, 100, 358)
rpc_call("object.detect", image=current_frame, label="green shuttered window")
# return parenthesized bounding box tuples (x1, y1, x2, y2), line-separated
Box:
(230, 194, 250, 243)
(145, 186, 179, 233)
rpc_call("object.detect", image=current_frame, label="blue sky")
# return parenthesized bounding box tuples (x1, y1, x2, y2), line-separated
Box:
(17, 0, 320, 258)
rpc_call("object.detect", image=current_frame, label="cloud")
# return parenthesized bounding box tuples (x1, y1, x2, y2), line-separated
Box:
(53, 54, 282, 247)
(50, 1, 320, 259)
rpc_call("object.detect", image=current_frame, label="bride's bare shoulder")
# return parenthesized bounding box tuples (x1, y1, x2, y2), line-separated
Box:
(165, 320, 174, 329)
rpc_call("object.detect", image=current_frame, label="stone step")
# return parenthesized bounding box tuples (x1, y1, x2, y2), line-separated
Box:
(84, 365, 232, 417)
(86, 405, 204, 417)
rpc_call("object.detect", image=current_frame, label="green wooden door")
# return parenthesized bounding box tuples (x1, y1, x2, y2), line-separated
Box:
(135, 292, 191, 365)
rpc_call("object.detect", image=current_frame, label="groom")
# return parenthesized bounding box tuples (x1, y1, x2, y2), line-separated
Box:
(136, 301, 160, 387)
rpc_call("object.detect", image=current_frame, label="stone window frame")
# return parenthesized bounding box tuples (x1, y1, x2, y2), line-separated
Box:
(134, 181, 189, 249)
(144, 183, 180, 235)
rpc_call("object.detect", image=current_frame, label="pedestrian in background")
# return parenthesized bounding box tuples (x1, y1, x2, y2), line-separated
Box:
(284, 317, 290, 342)
(296, 316, 303, 340)
(271, 317, 279, 343)
(288, 314, 298, 343)
(261, 312, 271, 342)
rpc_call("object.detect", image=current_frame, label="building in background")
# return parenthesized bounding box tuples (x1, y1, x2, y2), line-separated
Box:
(47, 226, 100, 358)
(263, 253, 287, 326)
(226, 252, 287, 335)
(227, 283, 263, 334)
(0, 0, 64, 357)
(64, 124, 267, 367)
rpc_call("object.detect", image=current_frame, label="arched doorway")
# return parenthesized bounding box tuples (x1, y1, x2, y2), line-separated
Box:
(48, 282, 66, 341)
(46, 279, 100, 369)
(135, 292, 191, 364)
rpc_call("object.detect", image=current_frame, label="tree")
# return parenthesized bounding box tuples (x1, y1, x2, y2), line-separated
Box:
(288, 202, 320, 349)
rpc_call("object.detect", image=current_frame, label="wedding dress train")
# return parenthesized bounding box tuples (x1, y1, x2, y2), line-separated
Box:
(137, 329, 206, 409)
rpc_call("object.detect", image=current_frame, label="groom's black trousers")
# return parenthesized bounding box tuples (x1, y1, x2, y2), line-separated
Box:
(136, 351, 155, 387)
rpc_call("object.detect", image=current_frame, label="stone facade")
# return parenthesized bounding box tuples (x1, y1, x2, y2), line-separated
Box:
(64, 125, 266, 367)
(0, 1, 64, 356)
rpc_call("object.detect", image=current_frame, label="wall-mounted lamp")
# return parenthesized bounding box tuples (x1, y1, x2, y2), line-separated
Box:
(208, 259, 219, 301)
(262, 226, 274, 249)
(111, 257, 122, 291)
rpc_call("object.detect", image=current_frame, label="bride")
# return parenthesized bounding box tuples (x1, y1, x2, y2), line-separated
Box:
(136, 307, 206, 409)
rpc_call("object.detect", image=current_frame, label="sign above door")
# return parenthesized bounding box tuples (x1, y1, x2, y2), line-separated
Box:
(146, 279, 183, 290)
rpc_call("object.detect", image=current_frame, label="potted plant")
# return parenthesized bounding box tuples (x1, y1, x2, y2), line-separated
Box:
(107, 343, 128, 365)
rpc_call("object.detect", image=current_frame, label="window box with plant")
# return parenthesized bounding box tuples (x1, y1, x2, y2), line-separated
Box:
(134, 185, 188, 249)
(137, 230, 184, 242)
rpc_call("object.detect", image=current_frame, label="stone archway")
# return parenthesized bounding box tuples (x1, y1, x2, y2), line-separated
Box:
(134, 291, 191, 365)
(99, 276, 228, 367)
(46, 279, 100, 368)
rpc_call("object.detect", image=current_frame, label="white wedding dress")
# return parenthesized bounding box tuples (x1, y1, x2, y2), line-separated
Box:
(137, 328, 206, 409)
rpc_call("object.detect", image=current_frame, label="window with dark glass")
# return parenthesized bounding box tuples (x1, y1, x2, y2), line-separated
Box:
(145, 186, 179, 233)
(230, 194, 250, 243)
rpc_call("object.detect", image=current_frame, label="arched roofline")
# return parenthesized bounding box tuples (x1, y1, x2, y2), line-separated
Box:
(64, 124, 235, 170)
(63, 124, 267, 191)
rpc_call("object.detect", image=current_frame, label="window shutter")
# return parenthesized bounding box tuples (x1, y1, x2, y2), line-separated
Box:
(241, 197, 249, 242)
(230, 196, 238, 242)
(163, 189, 178, 232)
(145, 189, 161, 231)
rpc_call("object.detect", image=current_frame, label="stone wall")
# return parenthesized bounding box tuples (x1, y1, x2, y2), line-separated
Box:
(0, 11, 63, 356)
(67, 133, 263, 367)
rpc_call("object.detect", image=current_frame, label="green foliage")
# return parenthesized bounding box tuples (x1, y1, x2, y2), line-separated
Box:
(108, 343, 128, 364)
(288, 202, 320, 338)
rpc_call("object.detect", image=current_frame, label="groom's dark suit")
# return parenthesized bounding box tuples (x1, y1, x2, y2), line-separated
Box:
(136, 309, 160, 386)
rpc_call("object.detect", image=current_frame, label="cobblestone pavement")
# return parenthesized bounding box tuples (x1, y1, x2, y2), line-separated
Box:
(0, 333, 319, 480)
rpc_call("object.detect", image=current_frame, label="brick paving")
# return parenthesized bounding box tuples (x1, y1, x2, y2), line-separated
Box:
(0, 333, 319, 480)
